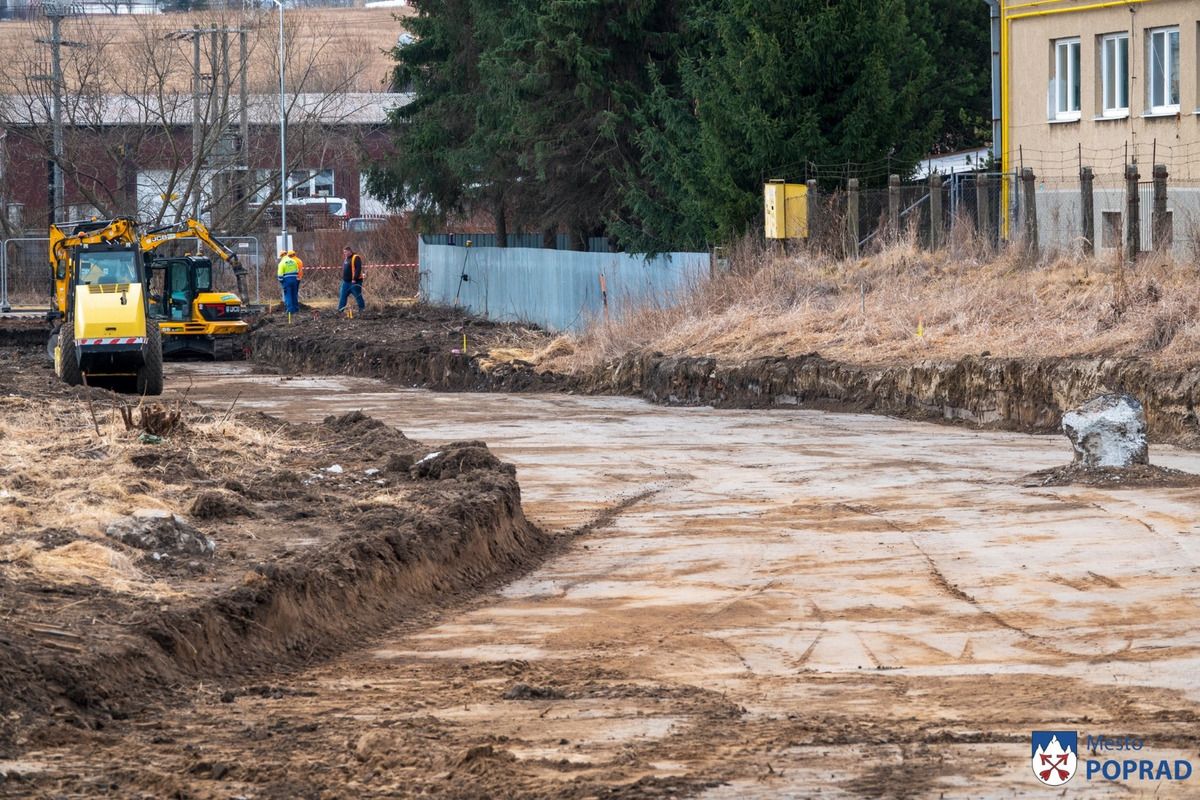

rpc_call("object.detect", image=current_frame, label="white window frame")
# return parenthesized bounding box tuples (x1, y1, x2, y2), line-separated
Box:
(1146, 26, 1180, 114)
(288, 169, 335, 200)
(1100, 33, 1128, 117)
(1052, 38, 1082, 120)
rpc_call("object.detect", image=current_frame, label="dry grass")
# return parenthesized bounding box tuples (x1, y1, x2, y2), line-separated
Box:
(0, 539, 183, 599)
(0, 390, 291, 595)
(537, 234, 1200, 374)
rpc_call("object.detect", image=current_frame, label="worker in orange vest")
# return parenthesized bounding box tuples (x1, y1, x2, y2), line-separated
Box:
(338, 245, 366, 314)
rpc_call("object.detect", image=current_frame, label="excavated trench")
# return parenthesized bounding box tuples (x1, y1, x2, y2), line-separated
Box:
(250, 316, 1200, 448)
(6, 312, 1199, 760)
(585, 353, 1200, 446)
(7, 310, 1200, 796)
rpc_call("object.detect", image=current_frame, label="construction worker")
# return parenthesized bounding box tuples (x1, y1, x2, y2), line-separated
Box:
(288, 250, 304, 280)
(277, 250, 301, 314)
(337, 245, 365, 314)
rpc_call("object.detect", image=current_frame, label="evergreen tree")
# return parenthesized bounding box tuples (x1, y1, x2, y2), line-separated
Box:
(368, 0, 677, 246)
(620, 0, 939, 250)
(510, 0, 678, 248)
(365, 0, 500, 231)
(910, 0, 992, 154)
(371, 0, 986, 254)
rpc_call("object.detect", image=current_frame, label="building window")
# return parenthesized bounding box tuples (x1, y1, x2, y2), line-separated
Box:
(1146, 27, 1179, 113)
(288, 169, 335, 200)
(1052, 38, 1081, 120)
(1100, 33, 1128, 116)
(249, 169, 337, 204)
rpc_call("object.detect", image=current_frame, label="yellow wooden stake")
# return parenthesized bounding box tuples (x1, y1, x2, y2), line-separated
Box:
(915, 316, 924, 338)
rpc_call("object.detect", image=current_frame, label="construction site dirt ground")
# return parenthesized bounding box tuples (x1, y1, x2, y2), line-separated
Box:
(2, 310, 1200, 798)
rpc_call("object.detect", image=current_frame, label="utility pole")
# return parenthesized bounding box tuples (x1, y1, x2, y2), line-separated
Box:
(33, 2, 84, 225)
(239, 28, 249, 224)
(272, 0, 288, 253)
(170, 24, 246, 224)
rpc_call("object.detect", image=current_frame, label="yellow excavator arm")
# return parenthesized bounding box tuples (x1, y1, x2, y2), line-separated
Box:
(140, 219, 249, 299)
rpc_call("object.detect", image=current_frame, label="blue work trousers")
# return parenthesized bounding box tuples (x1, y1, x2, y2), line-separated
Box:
(338, 281, 364, 311)
(280, 274, 301, 314)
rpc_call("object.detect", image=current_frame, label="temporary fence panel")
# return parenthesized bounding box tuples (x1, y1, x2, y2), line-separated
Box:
(2, 238, 51, 310)
(418, 241, 709, 333)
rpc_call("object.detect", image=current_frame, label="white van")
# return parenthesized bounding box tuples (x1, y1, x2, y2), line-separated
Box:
(346, 216, 386, 232)
(289, 196, 348, 218)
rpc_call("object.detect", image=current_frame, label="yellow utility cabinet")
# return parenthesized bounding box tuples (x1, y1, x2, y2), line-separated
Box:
(764, 180, 807, 239)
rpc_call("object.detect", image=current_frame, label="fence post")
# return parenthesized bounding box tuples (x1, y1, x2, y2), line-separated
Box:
(929, 174, 942, 250)
(846, 178, 859, 258)
(1152, 163, 1169, 252)
(975, 173, 990, 248)
(805, 180, 818, 246)
(1125, 163, 1140, 262)
(1080, 166, 1094, 256)
(1021, 168, 1038, 256)
(888, 174, 900, 241)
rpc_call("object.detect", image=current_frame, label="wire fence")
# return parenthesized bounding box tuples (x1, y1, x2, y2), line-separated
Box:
(791, 168, 1200, 262)
(8, 162, 1200, 309)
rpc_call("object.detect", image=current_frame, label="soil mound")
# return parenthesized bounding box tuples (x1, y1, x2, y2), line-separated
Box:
(249, 304, 573, 393)
(0, 379, 550, 757)
(411, 440, 514, 480)
(1024, 463, 1200, 488)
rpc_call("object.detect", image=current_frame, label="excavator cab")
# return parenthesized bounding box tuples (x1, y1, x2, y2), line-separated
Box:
(140, 220, 250, 360)
(79, 251, 139, 286)
(148, 254, 247, 359)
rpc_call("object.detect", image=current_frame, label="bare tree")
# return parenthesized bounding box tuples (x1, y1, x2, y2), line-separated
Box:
(0, 7, 385, 236)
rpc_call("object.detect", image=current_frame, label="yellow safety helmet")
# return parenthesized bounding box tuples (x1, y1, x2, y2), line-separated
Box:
(279, 250, 288, 257)
(287, 250, 296, 256)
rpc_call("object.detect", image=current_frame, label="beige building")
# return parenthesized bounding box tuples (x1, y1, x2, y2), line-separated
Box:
(1000, 0, 1200, 253)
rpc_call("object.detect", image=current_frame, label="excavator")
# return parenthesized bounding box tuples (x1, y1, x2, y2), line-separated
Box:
(140, 220, 252, 360)
(48, 216, 164, 394)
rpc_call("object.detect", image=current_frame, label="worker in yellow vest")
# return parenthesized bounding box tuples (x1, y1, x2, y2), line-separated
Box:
(277, 250, 301, 313)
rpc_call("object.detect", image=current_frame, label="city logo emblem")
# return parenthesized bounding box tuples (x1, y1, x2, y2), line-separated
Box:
(1032, 731, 1078, 786)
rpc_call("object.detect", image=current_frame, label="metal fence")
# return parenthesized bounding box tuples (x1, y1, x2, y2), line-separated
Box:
(422, 232, 614, 252)
(1, 234, 270, 311)
(419, 240, 710, 333)
(803, 169, 1200, 261)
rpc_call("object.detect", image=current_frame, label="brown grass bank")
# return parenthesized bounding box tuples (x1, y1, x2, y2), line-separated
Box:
(537, 237, 1200, 375)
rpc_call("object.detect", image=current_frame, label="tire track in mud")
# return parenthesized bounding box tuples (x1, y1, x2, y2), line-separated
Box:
(792, 600, 826, 669)
(907, 536, 1075, 658)
(538, 486, 669, 601)
(545, 465, 783, 677)
(906, 536, 1176, 664)
(833, 490, 1087, 659)
(564, 487, 663, 538)
(811, 498, 1072, 657)
(1030, 490, 1200, 564)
